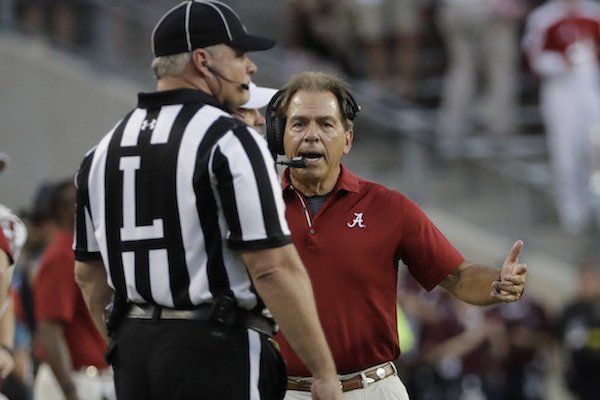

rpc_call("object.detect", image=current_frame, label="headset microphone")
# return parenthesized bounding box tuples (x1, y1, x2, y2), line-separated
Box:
(202, 62, 249, 90)
(276, 156, 308, 168)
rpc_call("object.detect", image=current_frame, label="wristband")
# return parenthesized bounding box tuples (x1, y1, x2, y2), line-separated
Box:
(0, 344, 14, 358)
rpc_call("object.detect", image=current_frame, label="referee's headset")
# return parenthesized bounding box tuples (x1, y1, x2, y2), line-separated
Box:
(265, 89, 361, 168)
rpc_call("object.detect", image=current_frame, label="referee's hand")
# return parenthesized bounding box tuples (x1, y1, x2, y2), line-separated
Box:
(311, 376, 343, 400)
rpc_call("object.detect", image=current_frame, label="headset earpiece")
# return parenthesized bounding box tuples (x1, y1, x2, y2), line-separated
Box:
(265, 90, 286, 158)
(342, 92, 361, 121)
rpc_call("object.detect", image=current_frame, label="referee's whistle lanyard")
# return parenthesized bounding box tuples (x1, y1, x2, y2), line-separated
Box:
(290, 186, 314, 232)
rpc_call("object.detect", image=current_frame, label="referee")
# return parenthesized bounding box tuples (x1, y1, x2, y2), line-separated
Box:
(73, 2, 341, 399)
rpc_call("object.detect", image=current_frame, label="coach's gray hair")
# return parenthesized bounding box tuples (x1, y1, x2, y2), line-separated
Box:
(277, 72, 355, 130)
(151, 52, 192, 80)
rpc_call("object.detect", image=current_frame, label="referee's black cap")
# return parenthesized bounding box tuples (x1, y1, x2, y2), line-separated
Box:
(152, 0, 275, 57)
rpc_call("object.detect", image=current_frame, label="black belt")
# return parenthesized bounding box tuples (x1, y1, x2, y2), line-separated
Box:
(126, 303, 276, 337)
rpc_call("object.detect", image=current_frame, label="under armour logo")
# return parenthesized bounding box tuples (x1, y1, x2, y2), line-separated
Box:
(347, 212, 366, 228)
(141, 118, 157, 131)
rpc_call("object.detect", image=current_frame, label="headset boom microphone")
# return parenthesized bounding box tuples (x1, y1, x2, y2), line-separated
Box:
(203, 62, 249, 90)
(276, 156, 308, 168)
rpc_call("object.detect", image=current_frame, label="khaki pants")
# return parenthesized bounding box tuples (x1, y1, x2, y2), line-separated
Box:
(284, 373, 410, 400)
(436, 1, 518, 143)
(33, 363, 115, 400)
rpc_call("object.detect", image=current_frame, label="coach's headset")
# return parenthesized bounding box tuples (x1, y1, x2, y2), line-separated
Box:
(265, 88, 361, 159)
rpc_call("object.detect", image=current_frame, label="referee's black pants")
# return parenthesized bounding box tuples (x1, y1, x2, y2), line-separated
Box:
(106, 319, 287, 400)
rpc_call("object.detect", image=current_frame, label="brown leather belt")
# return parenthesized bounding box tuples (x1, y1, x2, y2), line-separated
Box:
(287, 362, 396, 392)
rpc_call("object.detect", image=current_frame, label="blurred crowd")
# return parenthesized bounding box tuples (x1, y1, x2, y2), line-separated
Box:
(396, 264, 600, 400)
(0, 177, 114, 400)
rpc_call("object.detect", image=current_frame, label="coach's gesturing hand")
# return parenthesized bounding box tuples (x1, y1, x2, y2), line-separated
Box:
(492, 240, 527, 302)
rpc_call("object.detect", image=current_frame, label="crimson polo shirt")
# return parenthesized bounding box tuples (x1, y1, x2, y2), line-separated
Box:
(275, 165, 464, 375)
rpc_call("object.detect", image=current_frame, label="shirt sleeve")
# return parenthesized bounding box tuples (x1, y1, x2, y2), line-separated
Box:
(73, 150, 102, 261)
(395, 194, 464, 291)
(210, 125, 292, 250)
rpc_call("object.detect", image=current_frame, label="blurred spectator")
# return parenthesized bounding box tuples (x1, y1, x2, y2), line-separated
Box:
(13, 0, 95, 50)
(435, 0, 525, 157)
(350, 0, 426, 100)
(556, 260, 600, 400)
(2, 181, 66, 400)
(404, 287, 506, 400)
(12, 0, 44, 34)
(491, 296, 553, 400)
(0, 158, 29, 399)
(5, 288, 34, 400)
(403, 276, 553, 400)
(11, 180, 65, 345)
(283, 0, 365, 78)
(398, 268, 508, 400)
(0, 178, 84, 400)
(32, 179, 114, 400)
(522, 0, 600, 235)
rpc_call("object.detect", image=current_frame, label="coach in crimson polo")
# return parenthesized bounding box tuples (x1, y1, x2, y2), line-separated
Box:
(266, 71, 528, 400)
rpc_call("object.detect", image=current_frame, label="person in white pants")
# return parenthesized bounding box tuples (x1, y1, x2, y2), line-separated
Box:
(435, 0, 524, 156)
(522, 0, 600, 234)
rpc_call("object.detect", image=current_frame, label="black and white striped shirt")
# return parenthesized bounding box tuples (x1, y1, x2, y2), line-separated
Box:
(74, 89, 291, 310)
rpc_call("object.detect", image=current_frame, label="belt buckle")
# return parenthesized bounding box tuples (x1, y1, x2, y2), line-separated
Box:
(360, 363, 393, 388)
(360, 371, 375, 388)
(84, 366, 98, 377)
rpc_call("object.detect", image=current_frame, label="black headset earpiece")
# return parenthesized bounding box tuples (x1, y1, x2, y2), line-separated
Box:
(265, 90, 287, 158)
(342, 92, 361, 121)
(265, 89, 361, 159)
